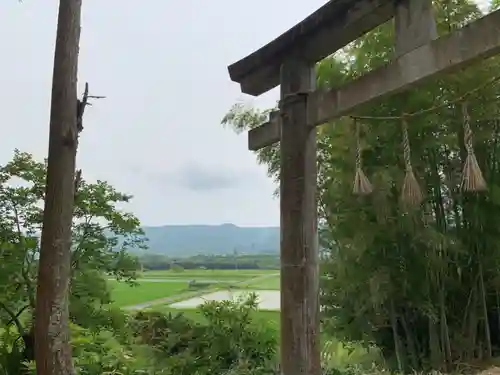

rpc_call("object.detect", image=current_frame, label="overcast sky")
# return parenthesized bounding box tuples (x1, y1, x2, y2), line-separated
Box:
(0, 0, 491, 227)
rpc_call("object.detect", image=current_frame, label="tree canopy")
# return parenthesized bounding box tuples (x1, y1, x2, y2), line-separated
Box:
(0, 150, 145, 372)
(223, 1, 500, 372)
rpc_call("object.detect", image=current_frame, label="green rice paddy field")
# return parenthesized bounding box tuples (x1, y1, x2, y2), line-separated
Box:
(161, 306, 280, 329)
(139, 269, 276, 281)
(108, 269, 280, 316)
(108, 281, 189, 307)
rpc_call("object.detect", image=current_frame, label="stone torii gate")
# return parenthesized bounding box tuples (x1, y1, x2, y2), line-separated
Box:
(227, 1, 500, 374)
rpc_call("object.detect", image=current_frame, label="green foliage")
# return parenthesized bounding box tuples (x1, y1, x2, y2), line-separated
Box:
(0, 327, 28, 375)
(0, 152, 284, 374)
(130, 296, 278, 375)
(0, 150, 145, 357)
(24, 323, 151, 375)
(187, 280, 212, 290)
(66, 324, 144, 375)
(170, 264, 184, 273)
(223, 1, 500, 372)
(23, 297, 279, 375)
(139, 253, 280, 271)
(321, 339, 383, 372)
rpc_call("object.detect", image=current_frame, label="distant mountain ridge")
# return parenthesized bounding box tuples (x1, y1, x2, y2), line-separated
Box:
(138, 224, 279, 257)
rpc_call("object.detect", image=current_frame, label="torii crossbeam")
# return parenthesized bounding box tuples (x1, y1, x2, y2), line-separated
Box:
(227, 1, 500, 374)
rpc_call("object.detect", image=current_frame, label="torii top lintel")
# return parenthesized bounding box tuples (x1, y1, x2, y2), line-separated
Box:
(227, 0, 396, 96)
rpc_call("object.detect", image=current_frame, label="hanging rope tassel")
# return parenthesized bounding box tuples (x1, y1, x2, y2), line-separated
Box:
(401, 116, 423, 207)
(352, 118, 373, 195)
(461, 102, 487, 192)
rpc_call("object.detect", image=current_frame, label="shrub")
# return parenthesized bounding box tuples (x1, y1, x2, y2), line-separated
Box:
(130, 294, 278, 375)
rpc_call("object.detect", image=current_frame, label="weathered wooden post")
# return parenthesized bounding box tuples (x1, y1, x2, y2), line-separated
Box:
(279, 58, 320, 374)
(395, 0, 437, 56)
(227, 1, 500, 374)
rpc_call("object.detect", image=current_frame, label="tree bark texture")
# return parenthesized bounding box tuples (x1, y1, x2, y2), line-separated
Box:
(34, 0, 82, 374)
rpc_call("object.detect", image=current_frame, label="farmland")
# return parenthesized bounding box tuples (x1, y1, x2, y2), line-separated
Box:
(139, 268, 277, 281)
(161, 306, 281, 329)
(108, 280, 188, 307)
(108, 269, 281, 314)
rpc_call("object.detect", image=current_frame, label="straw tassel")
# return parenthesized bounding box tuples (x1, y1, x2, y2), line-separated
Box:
(352, 118, 373, 195)
(401, 116, 423, 207)
(460, 102, 487, 192)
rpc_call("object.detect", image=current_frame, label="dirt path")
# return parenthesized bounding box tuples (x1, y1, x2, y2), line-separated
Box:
(122, 272, 279, 311)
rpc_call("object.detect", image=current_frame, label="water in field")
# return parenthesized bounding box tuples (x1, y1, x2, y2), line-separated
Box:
(169, 290, 280, 310)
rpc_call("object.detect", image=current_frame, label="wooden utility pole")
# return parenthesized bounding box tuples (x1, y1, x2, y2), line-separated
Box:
(35, 0, 82, 374)
(279, 58, 320, 375)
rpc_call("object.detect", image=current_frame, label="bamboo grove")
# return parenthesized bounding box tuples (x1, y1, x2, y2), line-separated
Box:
(223, 0, 500, 372)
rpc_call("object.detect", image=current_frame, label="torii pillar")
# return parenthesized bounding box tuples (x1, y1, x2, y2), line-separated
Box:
(227, 1, 500, 374)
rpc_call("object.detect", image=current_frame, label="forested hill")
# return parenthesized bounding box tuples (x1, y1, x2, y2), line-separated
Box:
(138, 224, 279, 257)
